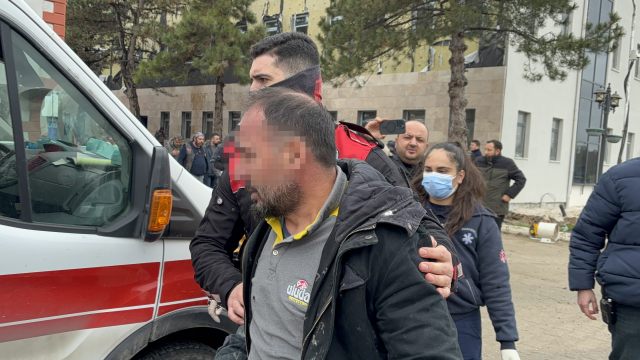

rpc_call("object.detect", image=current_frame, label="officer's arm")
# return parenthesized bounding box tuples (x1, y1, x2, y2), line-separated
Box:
(190, 171, 245, 308)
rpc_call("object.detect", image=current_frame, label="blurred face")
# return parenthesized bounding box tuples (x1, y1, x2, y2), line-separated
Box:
(424, 149, 465, 188)
(249, 55, 287, 91)
(395, 122, 429, 165)
(484, 142, 500, 157)
(173, 138, 181, 146)
(230, 107, 309, 218)
(469, 142, 479, 151)
(211, 135, 221, 145)
(194, 136, 205, 147)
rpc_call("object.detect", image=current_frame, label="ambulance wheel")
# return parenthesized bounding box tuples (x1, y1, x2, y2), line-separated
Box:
(135, 340, 216, 360)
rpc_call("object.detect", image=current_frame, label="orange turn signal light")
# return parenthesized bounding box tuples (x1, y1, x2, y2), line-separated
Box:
(148, 190, 173, 232)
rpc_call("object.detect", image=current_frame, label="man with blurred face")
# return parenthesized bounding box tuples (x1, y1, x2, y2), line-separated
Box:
(178, 132, 208, 183)
(190, 33, 461, 331)
(232, 87, 462, 360)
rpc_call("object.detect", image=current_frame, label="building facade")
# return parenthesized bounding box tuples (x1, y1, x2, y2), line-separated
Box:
(111, 0, 637, 209)
(23, 0, 66, 40)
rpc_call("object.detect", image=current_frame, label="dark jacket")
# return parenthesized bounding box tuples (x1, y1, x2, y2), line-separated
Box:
(569, 158, 640, 308)
(190, 124, 460, 308)
(471, 149, 482, 158)
(389, 152, 421, 188)
(205, 143, 220, 176)
(475, 154, 526, 216)
(178, 141, 209, 175)
(242, 160, 462, 360)
(424, 201, 518, 350)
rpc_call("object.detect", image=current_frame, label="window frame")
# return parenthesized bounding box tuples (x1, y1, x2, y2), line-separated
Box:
(357, 110, 377, 127)
(229, 111, 241, 132)
(550, 118, 563, 162)
(627, 132, 635, 160)
(182, 111, 192, 139)
(515, 111, 530, 158)
(161, 111, 170, 137)
(0, 20, 150, 236)
(293, 13, 309, 34)
(327, 111, 338, 121)
(403, 109, 426, 124)
(202, 111, 213, 139)
(612, 39, 620, 71)
(263, 15, 280, 36)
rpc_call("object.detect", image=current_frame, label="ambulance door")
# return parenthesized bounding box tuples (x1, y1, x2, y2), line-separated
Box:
(0, 20, 163, 360)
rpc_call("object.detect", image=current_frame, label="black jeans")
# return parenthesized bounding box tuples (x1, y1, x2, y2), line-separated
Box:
(495, 215, 505, 231)
(609, 304, 640, 360)
(204, 174, 217, 188)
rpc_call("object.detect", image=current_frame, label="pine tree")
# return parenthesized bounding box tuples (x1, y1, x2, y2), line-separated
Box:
(318, 0, 624, 145)
(136, 0, 265, 135)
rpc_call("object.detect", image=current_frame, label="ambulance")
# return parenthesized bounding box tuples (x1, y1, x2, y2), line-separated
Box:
(0, 0, 236, 358)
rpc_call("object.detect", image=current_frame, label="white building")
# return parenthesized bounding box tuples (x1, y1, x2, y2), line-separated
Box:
(500, 0, 639, 208)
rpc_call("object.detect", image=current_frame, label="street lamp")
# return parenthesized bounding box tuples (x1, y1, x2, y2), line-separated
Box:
(591, 84, 622, 181)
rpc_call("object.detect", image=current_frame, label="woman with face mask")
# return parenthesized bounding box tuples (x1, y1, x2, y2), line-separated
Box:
(411, 142, 520, 360)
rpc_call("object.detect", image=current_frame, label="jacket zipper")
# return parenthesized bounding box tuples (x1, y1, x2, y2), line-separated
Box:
(464, 278, 479, 306)
(301, 225, 376, 358)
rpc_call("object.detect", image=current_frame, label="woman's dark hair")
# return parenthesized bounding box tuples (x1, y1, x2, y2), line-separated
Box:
(410, 142, 487, 237)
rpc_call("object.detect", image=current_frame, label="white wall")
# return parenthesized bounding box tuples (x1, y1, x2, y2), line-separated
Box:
(500, 2, 587, 206)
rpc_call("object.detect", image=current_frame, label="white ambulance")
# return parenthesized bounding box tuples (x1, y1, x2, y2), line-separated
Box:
(0, 0, 236, 359)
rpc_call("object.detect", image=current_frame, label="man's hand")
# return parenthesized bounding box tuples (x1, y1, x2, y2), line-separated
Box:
(577, 289, 599, 320)
(502, 195, 512, 203)
(227, 284, 245, 325)
(418, 237, 454, 299)
(501, 349, 521, 360)
(364, 117, 389, 140)
(172, 149, 179, 156)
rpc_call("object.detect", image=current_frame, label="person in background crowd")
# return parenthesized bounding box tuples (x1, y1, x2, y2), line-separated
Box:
(178, 132, 208, 183)
(569, 157, 640, 360)
(412, 142, 520, 360)
(474, 140, 526, 230)
(155, 127, 166, 146)
(235, 87, 462, 360)
(366, 117, 430, 187)
(205, 133, 222, 188)
(470, 140, 482, 158)
(165, 135, 182, 160)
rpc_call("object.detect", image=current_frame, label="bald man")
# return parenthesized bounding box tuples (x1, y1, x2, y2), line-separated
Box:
(367, 118, 429, 187)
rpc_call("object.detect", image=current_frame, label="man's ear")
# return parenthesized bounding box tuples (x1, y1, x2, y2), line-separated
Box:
(282, 140, 307, 169)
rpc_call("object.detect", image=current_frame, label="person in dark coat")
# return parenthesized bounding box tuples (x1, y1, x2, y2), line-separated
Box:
(569, 157, 640, 360)
(412, 142, 520, 360)
(470, 139, 482, 158)
(178, 132, 208, 183)
(474, 140, 526, 230)
(204, 133, 221, 188)
(235, 88, 462, 360)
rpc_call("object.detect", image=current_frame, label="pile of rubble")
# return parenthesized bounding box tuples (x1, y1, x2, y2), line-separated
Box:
(505, 205, 584, 230)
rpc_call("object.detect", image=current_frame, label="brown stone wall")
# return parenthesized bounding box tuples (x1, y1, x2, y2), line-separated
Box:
(114, 67, 506, 147)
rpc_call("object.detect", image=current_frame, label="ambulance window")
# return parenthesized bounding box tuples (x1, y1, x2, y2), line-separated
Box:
(0, 44, 21, 220)
(8, 30, 132, 227)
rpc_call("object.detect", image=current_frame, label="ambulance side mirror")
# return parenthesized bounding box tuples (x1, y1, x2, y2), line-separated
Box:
(143, 146, 172, 242)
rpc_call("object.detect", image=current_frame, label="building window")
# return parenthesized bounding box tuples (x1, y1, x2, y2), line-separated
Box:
(294, 13, 308, 34)
(327, 111, 338, 121)
(466, 109, 476, 148)
(550, 118, 563, 161)
(573, 0, 613, 185)
(161, 112, 170, 137)
(182, 111, 192, 140)
(612, 40, 620, 70)
(329, 15, 343, 25)
(560, 12, 572, 36)
(515, 112, 529, 158)
(636, 45, 640, 78)
(203, 111, 213, 140)
(403, 110, 426, 123)
(229, 111, 241, 132)
(358, 111, 377, 127)
(627, 133, 635, 160)
(236, 20, 247, 34)
(263, 16, 280, 36)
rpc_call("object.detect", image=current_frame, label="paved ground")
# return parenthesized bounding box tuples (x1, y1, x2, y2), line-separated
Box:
(479, 234, 610, 360)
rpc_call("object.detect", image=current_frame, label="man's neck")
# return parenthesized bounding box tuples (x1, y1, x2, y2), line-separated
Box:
(283, 167, 337, 235)
(192, 141, 200, 149)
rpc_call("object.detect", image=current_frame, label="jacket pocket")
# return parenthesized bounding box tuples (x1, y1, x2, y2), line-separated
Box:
(463, 278, 481, 307)
(340, 264, 366, 293)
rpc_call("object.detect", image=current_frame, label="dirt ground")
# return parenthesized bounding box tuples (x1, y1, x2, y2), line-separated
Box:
(479, 233, 610, 360)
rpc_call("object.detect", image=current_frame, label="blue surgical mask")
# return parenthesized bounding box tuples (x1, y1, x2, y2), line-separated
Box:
(421, 172, 458, 200)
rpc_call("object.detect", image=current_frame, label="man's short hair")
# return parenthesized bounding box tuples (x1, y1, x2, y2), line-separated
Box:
(487, 140, 503, 151)
(244, 87, 336, 168)
(212, 133, 221, 139)
(249, 33, 320, 77)
(471, 140, 480, 146)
